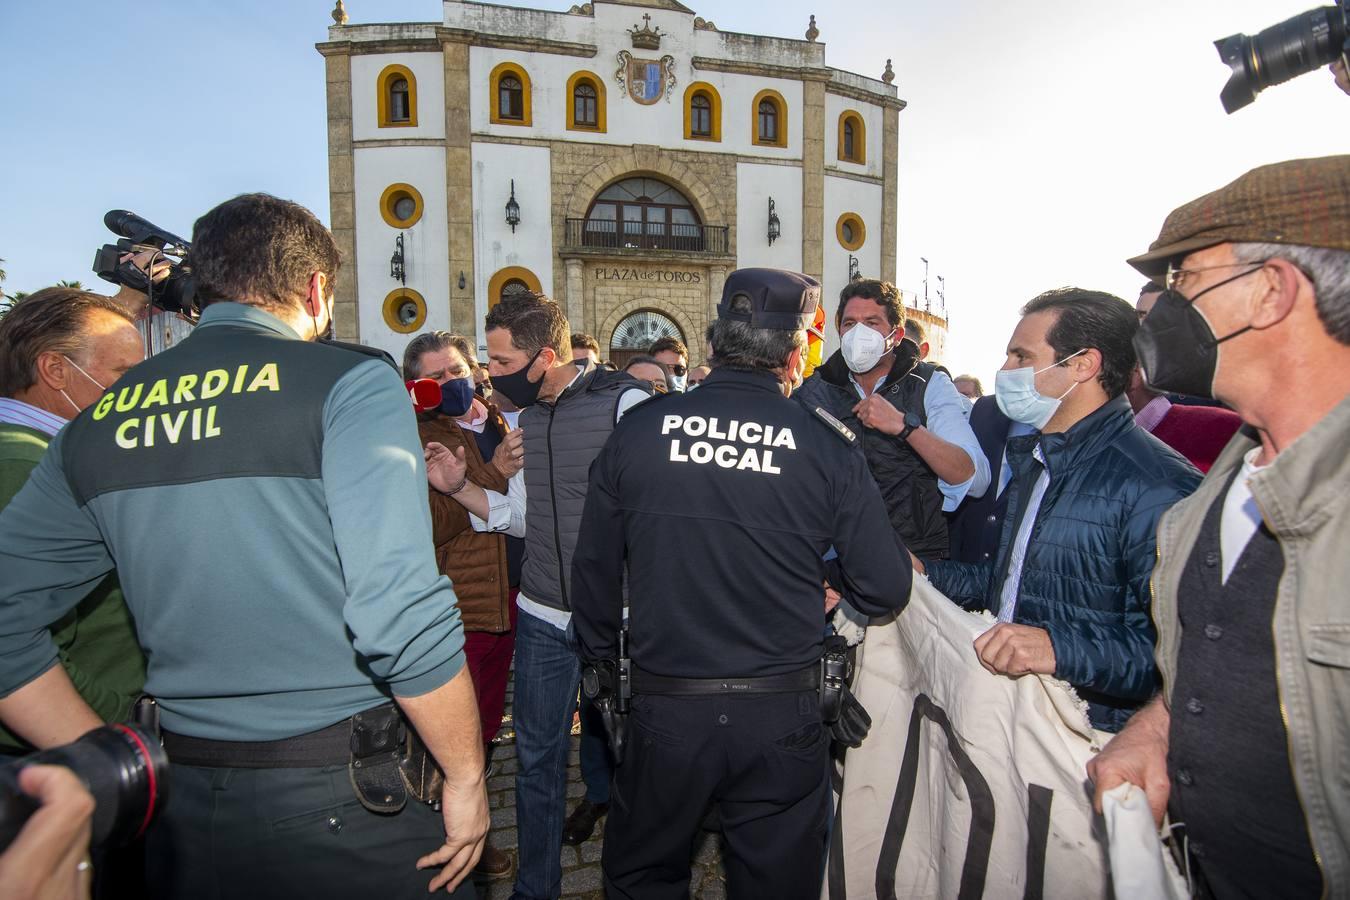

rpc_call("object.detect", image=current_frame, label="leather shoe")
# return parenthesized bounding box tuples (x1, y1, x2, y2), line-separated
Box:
(561, 799, 608, 845)
(474, 844, 513, 880)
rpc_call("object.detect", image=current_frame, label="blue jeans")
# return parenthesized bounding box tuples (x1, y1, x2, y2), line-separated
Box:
(511, 610, 582, 900)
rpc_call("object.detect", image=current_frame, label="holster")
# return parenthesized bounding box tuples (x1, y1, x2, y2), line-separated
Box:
(582, 630, 632, 765)
(348, 705, 410, 814)
(820, 636, 872, 748)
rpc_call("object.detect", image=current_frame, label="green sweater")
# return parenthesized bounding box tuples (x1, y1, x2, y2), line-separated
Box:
(0, 423, 145, 752)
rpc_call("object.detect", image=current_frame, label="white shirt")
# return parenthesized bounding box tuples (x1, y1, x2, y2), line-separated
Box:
(1220, 447, 1267, 584)
(997, 442, 1050, 623)
(514, 369, 650, 631)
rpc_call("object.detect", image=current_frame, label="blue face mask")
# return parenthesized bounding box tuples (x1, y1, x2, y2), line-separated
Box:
(438, 377, 476, 417)
(994, 349, 1086, 429)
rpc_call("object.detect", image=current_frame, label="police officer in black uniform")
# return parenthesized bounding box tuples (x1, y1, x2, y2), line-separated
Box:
(570, 268, 911, 899)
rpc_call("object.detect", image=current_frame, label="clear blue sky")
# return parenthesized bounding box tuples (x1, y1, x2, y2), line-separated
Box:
(2, 0, 1346, 382)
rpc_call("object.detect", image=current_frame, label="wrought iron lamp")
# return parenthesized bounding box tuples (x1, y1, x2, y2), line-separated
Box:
(505, 180, 521, 232)
(390, 233, 406, 285)
(767, 198, 781, 245)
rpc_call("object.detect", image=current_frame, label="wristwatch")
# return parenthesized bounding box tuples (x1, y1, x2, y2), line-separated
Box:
(899, 411, 923, 441)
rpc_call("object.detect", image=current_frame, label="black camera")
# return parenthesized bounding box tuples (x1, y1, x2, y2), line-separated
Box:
(93, 209, 197, 315)
(0, 724, 169, 851)
(1216, 0, 1349, 113)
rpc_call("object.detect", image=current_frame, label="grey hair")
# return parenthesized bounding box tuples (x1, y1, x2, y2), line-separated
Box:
(1231, 242, 1350, 345)
(401, 330, 456, 381)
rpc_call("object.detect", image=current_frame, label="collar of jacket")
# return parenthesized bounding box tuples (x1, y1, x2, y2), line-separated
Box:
(194, 301, 303, 340)
(1006, 394, 1135, 479)
(814, 342, 921, 389)
(704, 366, 785, 393)
(1249, 390, 1350, 539)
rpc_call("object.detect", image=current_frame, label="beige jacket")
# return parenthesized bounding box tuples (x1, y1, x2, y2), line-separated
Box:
(1151, 395, 1350, 897)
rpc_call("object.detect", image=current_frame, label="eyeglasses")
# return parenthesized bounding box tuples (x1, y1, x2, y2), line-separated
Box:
(669, 364, 688, 377)
(1164, 260, 1266, 294)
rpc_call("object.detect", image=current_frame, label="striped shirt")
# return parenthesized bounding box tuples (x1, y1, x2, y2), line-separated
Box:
(0, 398, 67, 437)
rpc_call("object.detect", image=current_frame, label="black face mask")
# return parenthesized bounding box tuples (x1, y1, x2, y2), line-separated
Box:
(490, 349, 545, 409)
(1133, 268, 1258, 399)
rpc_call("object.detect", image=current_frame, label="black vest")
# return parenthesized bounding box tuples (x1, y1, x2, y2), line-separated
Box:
(1167, 474, 1322, 899)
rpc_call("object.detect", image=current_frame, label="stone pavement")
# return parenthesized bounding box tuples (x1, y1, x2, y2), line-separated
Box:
(473, 670, 728, 899)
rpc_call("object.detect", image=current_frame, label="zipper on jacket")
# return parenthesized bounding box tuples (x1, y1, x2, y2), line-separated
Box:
(545, 403, 568, 611)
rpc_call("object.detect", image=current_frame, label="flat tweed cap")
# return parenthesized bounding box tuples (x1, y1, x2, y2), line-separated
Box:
(717, 268, 821, 331)
(1128, 155, 1350, 278)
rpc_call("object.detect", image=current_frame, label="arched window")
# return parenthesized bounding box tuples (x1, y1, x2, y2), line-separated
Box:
(838, 111, 866, 163)
(487, 266, 543, 309)
(683, 82, 722, 142)
(490, 62, 532, 126)
(609, 309, 684, 370)
(752, 90, 787, 148)
(377, 64, 418, 128)
(500, 77, 523, 120)
(583, 177, 703, 251)
(566, 71, 607, 132)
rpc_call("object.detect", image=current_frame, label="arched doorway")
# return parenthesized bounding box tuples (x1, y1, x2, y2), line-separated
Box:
(583, 177, 705, 252)
(609, 308, 684, 369)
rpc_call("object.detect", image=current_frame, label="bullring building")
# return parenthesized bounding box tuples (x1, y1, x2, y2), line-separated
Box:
(317, 0, 905, 364)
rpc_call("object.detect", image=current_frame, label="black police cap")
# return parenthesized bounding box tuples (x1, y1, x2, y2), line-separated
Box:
(716, 268, 820, 331)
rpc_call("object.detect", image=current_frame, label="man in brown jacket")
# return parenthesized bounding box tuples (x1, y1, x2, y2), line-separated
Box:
(1089, 156, 1350, 898)
(404, 331, 525, 881)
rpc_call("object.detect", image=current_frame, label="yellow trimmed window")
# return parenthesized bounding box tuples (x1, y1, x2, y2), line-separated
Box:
(839, 111, 866, 164)
(752, 89, 788, 148)
(490, 62, 532, 126)
(683, 82, 722, 141)
(566, 71, 606, 132)
(377, 64, 417, 128)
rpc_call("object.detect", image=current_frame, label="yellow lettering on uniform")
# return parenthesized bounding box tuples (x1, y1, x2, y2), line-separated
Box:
(141, 379, 170, 409)
(201, 370, 229, 399)
(669, 440, 688, 462)
(190, 407, 201, 441)
(661, 415, 683, 435)
(173, 374, 198, 404)
(714, 445, 738, 468)
(232, 365, 250, 394)
(161, 410, 189, 444)
(115, 418, 139, 449)
(761, 450, 781, 475)
(737, 448, 761, 472)
(114, 383, 143, 412)
(771, 428, 796, 450)
(92, 393, 115, 420)
(739, 422, 763, 444)
(204, 405, 221, 438)
(246, 363, 280, 393)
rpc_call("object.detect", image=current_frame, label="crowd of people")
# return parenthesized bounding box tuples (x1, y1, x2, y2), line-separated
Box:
(0, 153, 1345, 900)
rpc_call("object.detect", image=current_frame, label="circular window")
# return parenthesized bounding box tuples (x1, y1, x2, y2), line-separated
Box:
(380, 183, 424, 228)
(609, 309, 684, 370)
(382, 288, 427, 334)
(836, 213, 866, 251)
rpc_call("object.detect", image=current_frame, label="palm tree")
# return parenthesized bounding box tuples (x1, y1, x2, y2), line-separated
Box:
(57, 279, 86, 290)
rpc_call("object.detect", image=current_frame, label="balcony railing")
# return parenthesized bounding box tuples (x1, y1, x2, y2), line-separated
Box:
(564, 218, 730, 255)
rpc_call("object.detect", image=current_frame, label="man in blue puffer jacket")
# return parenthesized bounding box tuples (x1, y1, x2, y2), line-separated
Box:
(919, 288, 1200, 733)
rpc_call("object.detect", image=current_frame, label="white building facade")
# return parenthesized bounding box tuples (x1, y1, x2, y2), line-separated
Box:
(318, 0, 906, 364)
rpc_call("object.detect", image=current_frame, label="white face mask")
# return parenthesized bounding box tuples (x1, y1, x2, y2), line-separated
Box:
(60, 355, 108, 417)
(668, 373, 687, 393)
(994, 349, 1086, 429)
(841, 324, 895, 374)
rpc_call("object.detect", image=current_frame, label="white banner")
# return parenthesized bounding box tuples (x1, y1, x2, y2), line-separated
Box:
(826, 577, 1115, 900)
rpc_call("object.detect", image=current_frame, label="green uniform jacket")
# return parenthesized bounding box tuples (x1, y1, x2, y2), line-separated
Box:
(0, 422, 145, 752)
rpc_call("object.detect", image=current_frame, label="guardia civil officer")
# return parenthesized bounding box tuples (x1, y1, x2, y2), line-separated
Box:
(570, 268, 912, 899)
(0, 194, 487, 899)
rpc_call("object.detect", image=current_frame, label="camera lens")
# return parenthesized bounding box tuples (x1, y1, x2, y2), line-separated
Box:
(1216, 5, 1348, 113)
(0, 724, 169, 851)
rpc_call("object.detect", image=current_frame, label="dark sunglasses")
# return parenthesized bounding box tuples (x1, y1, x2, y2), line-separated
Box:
(669, 364, 688, 376)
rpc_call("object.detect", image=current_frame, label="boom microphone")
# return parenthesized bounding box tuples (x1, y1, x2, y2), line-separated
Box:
(103, 210, 191, 253)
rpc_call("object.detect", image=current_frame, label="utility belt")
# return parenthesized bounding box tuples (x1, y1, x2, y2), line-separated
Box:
(582, 632, 870, 765)
(160, 703, 442, 813)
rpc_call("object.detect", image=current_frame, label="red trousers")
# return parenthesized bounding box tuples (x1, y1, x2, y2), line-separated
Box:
(464, 590, 519, 746)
